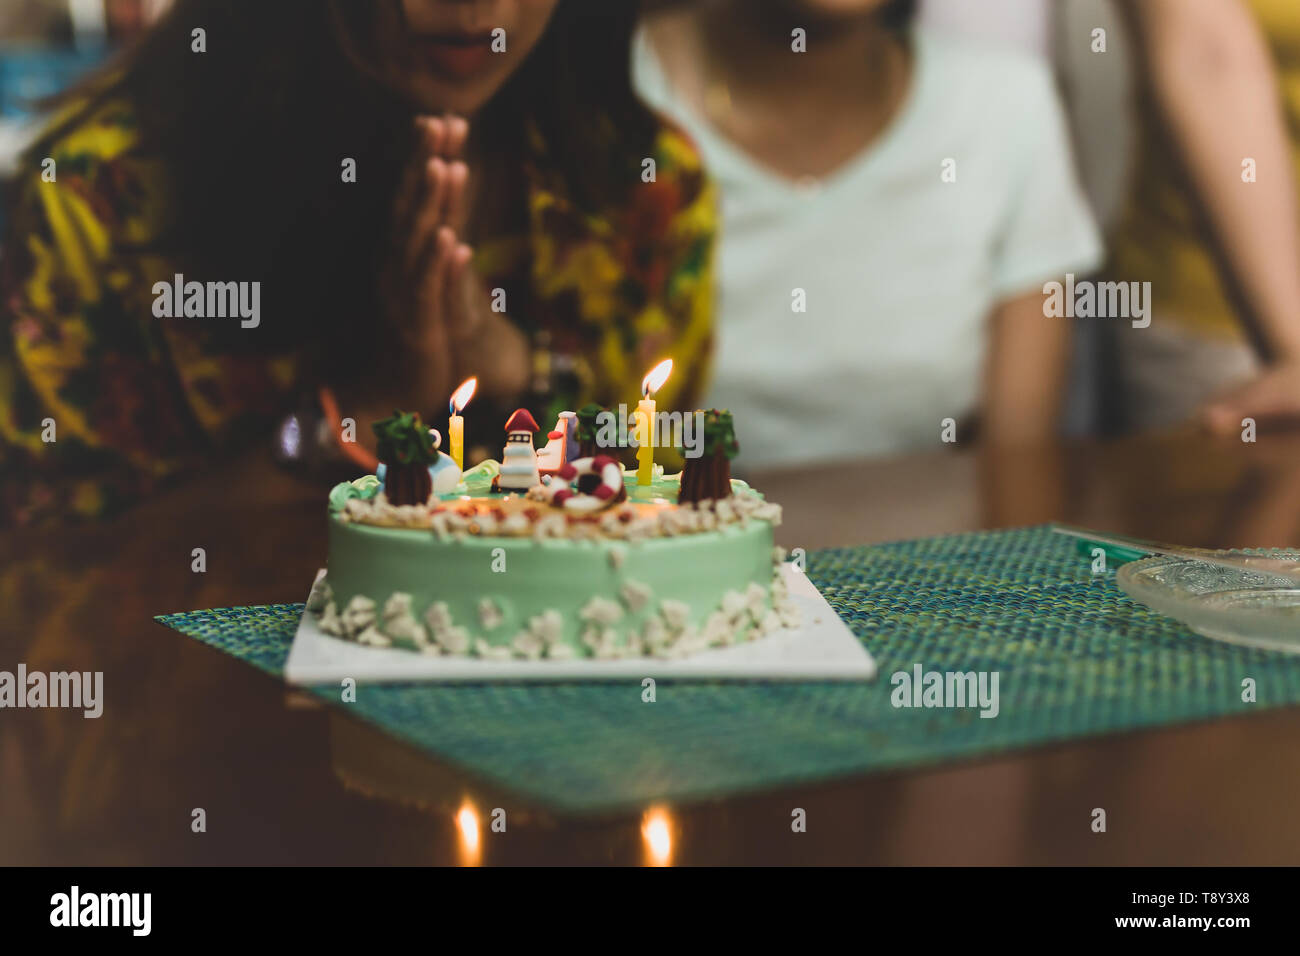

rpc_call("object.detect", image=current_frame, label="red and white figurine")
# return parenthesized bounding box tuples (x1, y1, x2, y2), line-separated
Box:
(492, 408, 542, 493)
(532, 456, 627, 513)
(536, 410, 578, 476)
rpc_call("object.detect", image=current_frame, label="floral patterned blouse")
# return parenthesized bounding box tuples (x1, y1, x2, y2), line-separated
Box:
(0, 97, 716, 526)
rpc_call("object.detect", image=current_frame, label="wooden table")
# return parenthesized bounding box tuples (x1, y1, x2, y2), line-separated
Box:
(4, 428, 1300, 865)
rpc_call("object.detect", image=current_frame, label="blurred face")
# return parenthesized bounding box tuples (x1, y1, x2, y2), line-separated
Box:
(378, 0, 561, 115)
(765, 0, 894, 23)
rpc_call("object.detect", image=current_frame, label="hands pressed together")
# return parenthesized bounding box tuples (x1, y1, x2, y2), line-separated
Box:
(348, 114, 530, 445)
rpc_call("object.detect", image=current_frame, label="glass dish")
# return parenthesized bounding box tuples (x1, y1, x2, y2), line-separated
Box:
(1117, 550, 1300, 653)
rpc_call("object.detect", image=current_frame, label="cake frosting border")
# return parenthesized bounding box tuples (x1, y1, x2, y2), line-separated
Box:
(307, 552, 798, 662)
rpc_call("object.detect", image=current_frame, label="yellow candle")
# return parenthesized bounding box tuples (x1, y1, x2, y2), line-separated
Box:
(448, 377, 477, 474)
(449, 414, 464, 472)
(636, 359, 673, 487)
(636, 397, 655, 486)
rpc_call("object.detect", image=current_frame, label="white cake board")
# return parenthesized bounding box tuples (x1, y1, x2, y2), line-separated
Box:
(283, 565, 875, 685)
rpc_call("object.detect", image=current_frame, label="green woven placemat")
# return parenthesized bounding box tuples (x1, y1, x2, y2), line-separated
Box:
(155, 525, 1300, 814)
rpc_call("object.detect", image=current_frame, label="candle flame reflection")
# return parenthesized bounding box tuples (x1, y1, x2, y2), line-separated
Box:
(456, 801, 482, 866)
(641, 359, 673, 398)
(641, 807, 675, 866)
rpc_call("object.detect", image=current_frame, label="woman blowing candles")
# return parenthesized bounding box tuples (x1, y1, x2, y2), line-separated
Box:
(634, 0, 1103, 467)
(0, 0, 715, 526)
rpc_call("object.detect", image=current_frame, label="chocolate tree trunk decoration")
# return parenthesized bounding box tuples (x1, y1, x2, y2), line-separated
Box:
(575, 402, 604, 459)
(678, 409, 739, 504)
(373, 410, 438, 506)
(385, 463, 431, 506)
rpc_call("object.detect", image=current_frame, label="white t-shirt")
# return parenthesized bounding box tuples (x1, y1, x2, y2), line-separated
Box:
(632, 27, 1103, 467)
(920, 0, 1051, 58)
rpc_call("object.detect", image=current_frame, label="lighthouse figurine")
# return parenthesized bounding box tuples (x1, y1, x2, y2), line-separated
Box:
(492, 408, 542, 493)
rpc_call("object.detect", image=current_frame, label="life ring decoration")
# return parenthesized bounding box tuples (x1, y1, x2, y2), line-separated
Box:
(532, 456, 628, 513)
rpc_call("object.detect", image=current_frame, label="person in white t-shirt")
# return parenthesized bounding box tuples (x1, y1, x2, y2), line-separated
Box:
(634, 0, 1103, 468)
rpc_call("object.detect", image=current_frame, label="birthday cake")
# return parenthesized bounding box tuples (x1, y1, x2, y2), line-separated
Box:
(306, 401, 798, 661)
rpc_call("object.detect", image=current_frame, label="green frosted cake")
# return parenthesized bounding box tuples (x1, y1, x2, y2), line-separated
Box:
(306, 408, 797, 661)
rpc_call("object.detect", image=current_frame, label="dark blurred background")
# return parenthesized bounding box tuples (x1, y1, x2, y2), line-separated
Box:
(0, 0, 1134, 254)
(0, 0, 1135, 430)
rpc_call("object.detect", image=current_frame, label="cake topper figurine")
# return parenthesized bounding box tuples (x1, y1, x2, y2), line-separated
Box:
(530, 456, 627, 512)
(373, 411, 438, 505)
(492, 407, 542, 492)
(374, 411, 463, 503)
(678, 409, 739, 504)
(573, 403, 607, 493)
(536, 410, 578, 475)
(424, 430, 463, 494)
(575, 403, 604, 459)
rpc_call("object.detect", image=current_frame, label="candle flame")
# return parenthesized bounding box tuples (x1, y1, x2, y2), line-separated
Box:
(450, 377, 478, 415)
(641, 359, 673, 398)
(641, 807, 674, 866)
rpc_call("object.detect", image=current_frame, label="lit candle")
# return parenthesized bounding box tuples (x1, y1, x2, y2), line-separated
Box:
(448, 377, 477, 473)
(636, 359, 673, 486)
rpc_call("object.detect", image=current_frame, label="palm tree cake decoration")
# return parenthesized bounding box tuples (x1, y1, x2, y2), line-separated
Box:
(373, 410, 438, 506)
(678, 409, 739, 504)
(575, 403, 604, 459)
(574, 403, 607, 493)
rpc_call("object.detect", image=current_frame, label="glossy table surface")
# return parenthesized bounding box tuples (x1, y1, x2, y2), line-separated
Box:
(5, 427, 1300, 865)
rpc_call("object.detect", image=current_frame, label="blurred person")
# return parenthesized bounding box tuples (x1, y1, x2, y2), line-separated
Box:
(0, 1, 72, 44)
(103, 1, 171, 42)
(0, 0, 715, 526)
(1111, 0, 1300, 433)
(634, 0, 1103, 468)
